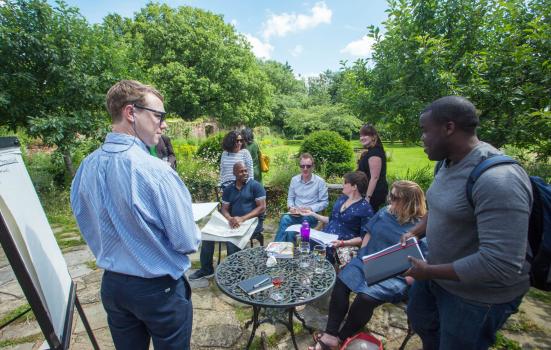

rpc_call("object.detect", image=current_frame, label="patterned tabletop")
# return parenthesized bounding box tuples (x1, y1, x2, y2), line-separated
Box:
(215, 246, 336, 308)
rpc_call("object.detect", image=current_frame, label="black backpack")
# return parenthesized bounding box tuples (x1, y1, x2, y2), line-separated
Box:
(435, 155, 551, 291)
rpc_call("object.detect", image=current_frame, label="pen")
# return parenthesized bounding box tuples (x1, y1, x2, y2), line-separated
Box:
(253, 277, 270, 288)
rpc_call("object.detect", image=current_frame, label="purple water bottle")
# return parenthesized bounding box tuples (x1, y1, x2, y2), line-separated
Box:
(300, 219, 310, 242)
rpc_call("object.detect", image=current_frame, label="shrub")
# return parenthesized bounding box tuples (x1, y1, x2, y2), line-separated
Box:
(265, 150, 299, 218)
(195, 132, 224, 164)
(165, 119, 192, 139)
(177, 158, 219, 202)
(388, 165, 434, 193)
(172, 139, 197, 160)
(299, 131, 354, 177)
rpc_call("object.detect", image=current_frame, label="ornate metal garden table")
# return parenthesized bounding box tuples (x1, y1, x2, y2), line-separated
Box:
(215, 246, 336, 350)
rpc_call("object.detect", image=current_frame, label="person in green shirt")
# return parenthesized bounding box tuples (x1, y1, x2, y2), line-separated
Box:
(241, 128, 262, 183)
(149, 134, 177, 171)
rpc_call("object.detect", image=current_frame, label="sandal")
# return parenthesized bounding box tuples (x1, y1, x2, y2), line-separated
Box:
(308, 333, 340, 350)
(307, 339, 333, 350)
(312, 331, 324, 343)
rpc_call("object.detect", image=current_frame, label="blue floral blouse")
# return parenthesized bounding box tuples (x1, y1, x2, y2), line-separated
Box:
(324, 195, 374, 240)
(321, 195, 374, 264)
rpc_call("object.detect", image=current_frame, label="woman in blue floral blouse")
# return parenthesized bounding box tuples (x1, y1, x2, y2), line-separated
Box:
(301, 171, 374, 264)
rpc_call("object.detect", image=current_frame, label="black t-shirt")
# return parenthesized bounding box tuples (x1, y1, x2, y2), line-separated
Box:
(357, 146, 388, 199)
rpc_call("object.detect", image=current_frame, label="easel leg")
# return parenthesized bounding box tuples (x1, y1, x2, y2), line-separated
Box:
(75, 295, 100, 350)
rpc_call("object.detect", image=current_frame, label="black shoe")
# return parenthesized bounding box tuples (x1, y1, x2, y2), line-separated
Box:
(189, 269, 214, 280)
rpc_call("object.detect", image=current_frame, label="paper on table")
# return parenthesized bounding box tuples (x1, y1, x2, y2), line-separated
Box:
(191, 202, 218, 222)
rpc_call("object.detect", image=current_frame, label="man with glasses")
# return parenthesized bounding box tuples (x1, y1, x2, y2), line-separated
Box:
(71, 80, 200, 350)
(274, 153, 329, 242)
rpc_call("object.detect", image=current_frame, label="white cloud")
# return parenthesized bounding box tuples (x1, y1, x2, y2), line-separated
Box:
(341, 35, 375, 57)
(290, 45, 303, 57)
(262, 2, 332, 40)
(230, 19, 239, 27)
(244, 34, 274, 59)
(294, 71, 320, 80)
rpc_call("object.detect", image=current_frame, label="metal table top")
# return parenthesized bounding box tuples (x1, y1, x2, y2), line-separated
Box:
(215, 246, 336, 308)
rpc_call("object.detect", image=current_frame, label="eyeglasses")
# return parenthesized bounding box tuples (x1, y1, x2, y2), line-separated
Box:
(299, 164, 313, 169)
(133, 104, 167, 125)
(236, 139, 244, 143)
(388, 192, 400, 202)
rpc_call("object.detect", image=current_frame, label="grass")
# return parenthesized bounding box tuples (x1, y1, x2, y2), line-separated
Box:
(527, 288, 551, 304)
(0, 333, 43, 348)
(0, 303, 34, 328)
(248, 320, 305, 349)
(504, 310, 541, 333)
(384, 144, 434, 177)
(234, 306, 253, 323)
(259, 140, 433, 185)
(491, 332, 522, 350)
(85, 260, 97, 270)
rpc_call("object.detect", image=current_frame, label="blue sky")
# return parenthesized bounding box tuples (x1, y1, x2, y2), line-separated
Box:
(54, 0, 389, 77)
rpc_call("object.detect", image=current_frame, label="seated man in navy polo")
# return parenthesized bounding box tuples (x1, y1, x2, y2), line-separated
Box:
(274, 152, 329, 242)
(190, 161, 266, 280)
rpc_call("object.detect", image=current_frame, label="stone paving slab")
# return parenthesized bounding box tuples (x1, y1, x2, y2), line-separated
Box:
(1, 242, 550, 350)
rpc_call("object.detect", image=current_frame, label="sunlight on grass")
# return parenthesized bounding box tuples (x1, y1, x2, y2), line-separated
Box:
(260, 140, 433, 185)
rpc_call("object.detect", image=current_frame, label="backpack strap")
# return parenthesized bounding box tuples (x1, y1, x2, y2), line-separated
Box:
(466, 155, 519, 207)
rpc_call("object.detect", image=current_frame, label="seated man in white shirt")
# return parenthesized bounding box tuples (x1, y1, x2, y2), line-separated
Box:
(273, 153, 329, 242)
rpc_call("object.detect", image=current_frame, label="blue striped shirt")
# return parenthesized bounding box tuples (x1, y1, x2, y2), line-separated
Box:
(70, 133, 200, 280)
(287, 174, 329, 213)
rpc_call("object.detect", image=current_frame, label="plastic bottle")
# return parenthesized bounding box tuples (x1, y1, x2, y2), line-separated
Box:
(300, 219, 310, 243)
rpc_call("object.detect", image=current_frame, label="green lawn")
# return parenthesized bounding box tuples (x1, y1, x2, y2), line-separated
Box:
(260, 140, 434, 185)
(385, 144, 434, 177)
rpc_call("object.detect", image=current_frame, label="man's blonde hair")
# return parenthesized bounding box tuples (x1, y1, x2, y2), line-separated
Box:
(105, 80, 163, 122)
(388, 180, 427, 224)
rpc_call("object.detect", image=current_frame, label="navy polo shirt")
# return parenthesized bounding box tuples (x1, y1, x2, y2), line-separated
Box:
(222, 179, 266, 217)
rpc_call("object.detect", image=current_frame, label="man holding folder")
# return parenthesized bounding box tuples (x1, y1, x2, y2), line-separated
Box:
(402, 96, 532, 350)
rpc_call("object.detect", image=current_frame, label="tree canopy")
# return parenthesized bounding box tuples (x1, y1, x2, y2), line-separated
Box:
(1, 0, 549, 179)
(340, 0, 550, 156)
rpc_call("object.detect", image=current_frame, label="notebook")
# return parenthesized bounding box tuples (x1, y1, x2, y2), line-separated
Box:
(362, 237, 425, 286)
(238, 274, 274, 295)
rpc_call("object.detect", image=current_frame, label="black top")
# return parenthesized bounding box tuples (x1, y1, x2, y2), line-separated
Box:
(358, 146, 388, 199)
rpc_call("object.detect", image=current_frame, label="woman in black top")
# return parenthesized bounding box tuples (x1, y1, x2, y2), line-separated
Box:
(357, 124, 388, 211)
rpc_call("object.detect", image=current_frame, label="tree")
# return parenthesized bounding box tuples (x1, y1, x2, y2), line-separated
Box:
(342, 0, 550, 156)
(0, 0, 130, 177)
(284, 104, 363, 139)
(259, 60, 307, 131)
(117, 3, 274, 127)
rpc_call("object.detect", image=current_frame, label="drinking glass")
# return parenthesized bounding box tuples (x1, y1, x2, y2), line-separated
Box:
(313, 245, 326, 274)
(270, 276, 285, 302)
(299, 242, 311, 268)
